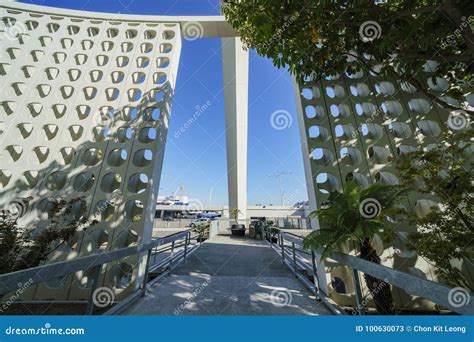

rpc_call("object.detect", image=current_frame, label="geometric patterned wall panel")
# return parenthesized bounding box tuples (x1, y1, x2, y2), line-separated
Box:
(0, 3, 182, 301)
(296, 54, 473, 309)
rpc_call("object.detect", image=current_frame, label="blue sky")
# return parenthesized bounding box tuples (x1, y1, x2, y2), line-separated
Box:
(21, 0, 308, 206)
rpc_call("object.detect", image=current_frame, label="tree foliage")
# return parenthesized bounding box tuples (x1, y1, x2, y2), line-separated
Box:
(230, 208, 241, 223)
(393, 130, 474, 290)
(223, 0, 474, 114)
(0, 197, 93, 275)
(303, 182, 407, 314)
(193, 221, 211, 240)
(303, 182, 407, 256)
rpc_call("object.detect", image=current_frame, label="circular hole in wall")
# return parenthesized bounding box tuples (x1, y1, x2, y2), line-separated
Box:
(301, 88, 314, 100)
(138, 127, 157, 143)
(417, 120, 441, 137)
(346, 172, 369, 188)
(375, 82, 395, 96)
(408, 98, 431, 114)
(375, 171, 399, 185)
(107, 148, 128, 166)
(116, 126, 133, 143)
(93, 200, 115, 222)
(133, 149, 153, 167)
(305, 105, 316, 119)
(125, 200, 144, 222)
(101, 173, 122, 193)
(45, 171, 67, 191)
(127, 173, 148, 194)
(145, 107, 161, 121)
(316, 172, 340, 193)
(73, 172, 95, 192)
(153, 72, 167, 85)
(114, 229, 139, 249)
(81, 148, 103, 166)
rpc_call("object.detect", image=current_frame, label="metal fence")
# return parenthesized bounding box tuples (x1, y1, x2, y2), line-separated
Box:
(0, 229, 204, 315)
(263, 227, 474, 315)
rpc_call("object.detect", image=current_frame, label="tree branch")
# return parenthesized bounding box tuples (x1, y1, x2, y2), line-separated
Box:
(439, 0, 474, 57)
(408, 77, 474, 115)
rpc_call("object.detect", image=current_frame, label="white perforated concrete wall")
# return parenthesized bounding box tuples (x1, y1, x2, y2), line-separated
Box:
(0, 4, 181, 301)
(295, 57, 473, 309)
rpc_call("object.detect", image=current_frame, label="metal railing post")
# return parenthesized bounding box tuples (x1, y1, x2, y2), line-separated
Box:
(292, 242, 297, 275)
(169, 241, 175, 270)
(2, 226, 474, 315)
(85, 264, 102, 315)
(183, 232, 189, 261)
(311, 250, 320, 299)
(352, 269, 365, 315)
(140, 249, 153, 297)
(280, 234, 285, 263)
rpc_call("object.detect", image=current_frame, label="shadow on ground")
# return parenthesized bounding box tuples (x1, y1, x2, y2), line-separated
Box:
(124, 236, 332, 315)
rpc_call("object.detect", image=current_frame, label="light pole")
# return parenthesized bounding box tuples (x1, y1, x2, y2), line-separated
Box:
(268, 171, 293, 206)
(173, 185, 184, 199)
(208, 186, 214, 206)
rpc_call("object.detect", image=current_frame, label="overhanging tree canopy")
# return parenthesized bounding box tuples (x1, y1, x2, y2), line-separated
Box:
(222, 0, 474, 114)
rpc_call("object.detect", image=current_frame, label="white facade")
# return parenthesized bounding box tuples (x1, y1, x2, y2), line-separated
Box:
(0, 2, 247, 301)
(1, 2, 472, 311)
(293, 60, 473, 306)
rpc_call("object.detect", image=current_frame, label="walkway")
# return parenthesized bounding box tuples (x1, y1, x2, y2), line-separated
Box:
(124, 235, 332, 315)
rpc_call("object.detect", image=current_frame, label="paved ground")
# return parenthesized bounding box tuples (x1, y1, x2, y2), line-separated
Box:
(124, 235, 332, 315)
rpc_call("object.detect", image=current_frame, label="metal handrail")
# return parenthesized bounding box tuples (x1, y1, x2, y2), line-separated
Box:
(0, 228, 203, 314)
(267, 227, 474, 315)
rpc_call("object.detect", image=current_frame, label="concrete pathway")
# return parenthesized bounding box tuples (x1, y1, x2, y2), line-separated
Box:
(124, 236, 332, 315)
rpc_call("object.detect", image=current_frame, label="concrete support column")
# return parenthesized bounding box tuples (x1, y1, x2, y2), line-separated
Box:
(222, 37, 248, 224)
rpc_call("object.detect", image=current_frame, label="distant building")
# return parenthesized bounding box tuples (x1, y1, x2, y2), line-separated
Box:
(156, 195, 189, 206)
